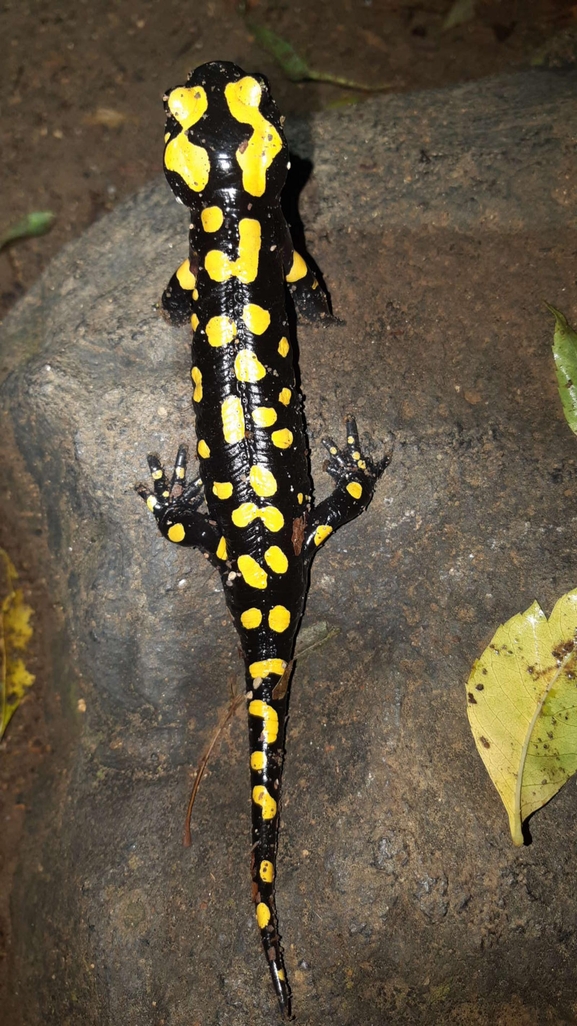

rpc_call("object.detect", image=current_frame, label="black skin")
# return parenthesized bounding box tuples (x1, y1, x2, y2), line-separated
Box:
(137, 61, 389, 1018)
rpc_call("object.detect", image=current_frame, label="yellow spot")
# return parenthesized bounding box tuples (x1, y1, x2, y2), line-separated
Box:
(206, 315, 237, 348)
(278, 337, 289, 357)
(357, 459, 366, 470)
(165, 87, 210, 193)
(192, 288, 199, 301)
(167, 523, 185, 543)
(271, 428, 293, 449)
(191, 366, 202, 402)
(241, 608, 262, 630)
(250, 750, 266, 770)
(152, 469, 163, 481)
(249, 465, 277, 497)
(278, 388, 291, 405)
(259, 860, 275, 883)
(286, 251, 307, 282)
(347, 481, 363, 500)
(212, 481, 233, 500)
(347, 435, 355, 445)
(232, 502, 259, 528)
(234, 349, 266, 383)
(252, 406, 277, 427)
(249, 659, 287, 680)
(224, 77, 283, 197)
(175, 466, 185, 479)
(242, 303, 270, 335)
(164, 133, 211, 193)
(256, 902, 271, 928)
(253, 785, 277, 820)
(205, 219, 261, 283)
(221, 395, 245, 444)
(249, 698, 280, 740)
(264, 546, 288, 574)
(352, 450, 361, 460)
(231, 503, 284, 532)
(238, 554, 268, 589)
(197, 439, 210, 459)
(167, 85, 207, 130)
(297, 493, 304, 504)
(259, 506, 284, 532)
(268, 605, 291, 633)
(200, 205, 224, 232)
(176, 259, 196, 291)
(314, 524, 333, 547)
(191, 313, 199, 331)
(216, 536, 228, 561)
(146, 495, 158, 511)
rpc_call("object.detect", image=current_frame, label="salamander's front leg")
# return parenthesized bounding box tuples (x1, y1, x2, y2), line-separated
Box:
(282, 229, 331, 323)
(303, 416, 390, 561)
(137, 444, 220, 557)
(161, 255, 198, 325)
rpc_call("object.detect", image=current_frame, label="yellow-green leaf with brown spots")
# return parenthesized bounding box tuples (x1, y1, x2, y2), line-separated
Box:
(0, 550, 35, 740)
(467, 590, 577, 846)
(547, 303, 577, 436)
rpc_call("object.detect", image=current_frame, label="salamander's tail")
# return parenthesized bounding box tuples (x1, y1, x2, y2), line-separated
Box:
(247, 670, 292, 1017)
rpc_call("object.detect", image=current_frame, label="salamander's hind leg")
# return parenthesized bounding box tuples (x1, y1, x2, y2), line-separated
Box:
(303, 416, 390, 560)
(137, 444, 220, 556)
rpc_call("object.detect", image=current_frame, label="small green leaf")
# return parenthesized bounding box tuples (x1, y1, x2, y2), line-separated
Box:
(247, 21, 395, 91)
(442, 0, 476, 31)
(248, 22, 310, 81)
(0, 211, 55, 252)
(0, 210, 54, 252)
(467, 590, 577, 845)
(547, 302, 577, 435)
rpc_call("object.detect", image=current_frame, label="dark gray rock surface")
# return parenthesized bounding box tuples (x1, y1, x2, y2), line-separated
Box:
(2, 69, 577, 1026)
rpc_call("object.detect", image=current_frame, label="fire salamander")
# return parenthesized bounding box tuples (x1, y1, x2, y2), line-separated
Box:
(138, 61, 388, 1017)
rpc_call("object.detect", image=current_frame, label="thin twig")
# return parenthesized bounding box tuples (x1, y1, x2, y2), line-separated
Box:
(183, 683, 244, 847)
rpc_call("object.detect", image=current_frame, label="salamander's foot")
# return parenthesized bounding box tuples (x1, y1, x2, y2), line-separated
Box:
(304, 416, 390, 558)
(137, 445, 219, 554)
(322, 415, 390, 486)
(137, 444, 203, 514)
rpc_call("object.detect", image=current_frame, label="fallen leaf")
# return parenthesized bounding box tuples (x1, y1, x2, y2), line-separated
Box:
(464, 389, 482, 405)
(295, 620, 340, 659)
(0, 211, 55, 252)
(358, 29, 389, 53)
(246, 21, 396, 90)
(83, 107, 128, 129)
(547, 303, 577, 435)
(443, 0, 476, 31)
(467, 590, 577, 845)
(0, 550, 35, 740)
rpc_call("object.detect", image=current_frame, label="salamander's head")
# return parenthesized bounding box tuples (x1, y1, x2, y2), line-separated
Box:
(163, 61, 289, 206)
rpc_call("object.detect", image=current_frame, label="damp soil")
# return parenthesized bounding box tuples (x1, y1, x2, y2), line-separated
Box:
(0, 0, 576, 1017)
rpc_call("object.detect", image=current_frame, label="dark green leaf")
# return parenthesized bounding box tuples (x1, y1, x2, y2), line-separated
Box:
(547, 302, 577, 435)
(247, 21, 395, 91)
(0, 211, 55, 251)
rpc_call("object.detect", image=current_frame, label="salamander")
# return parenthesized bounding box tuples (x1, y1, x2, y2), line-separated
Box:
(138, 60, 388, 1018)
